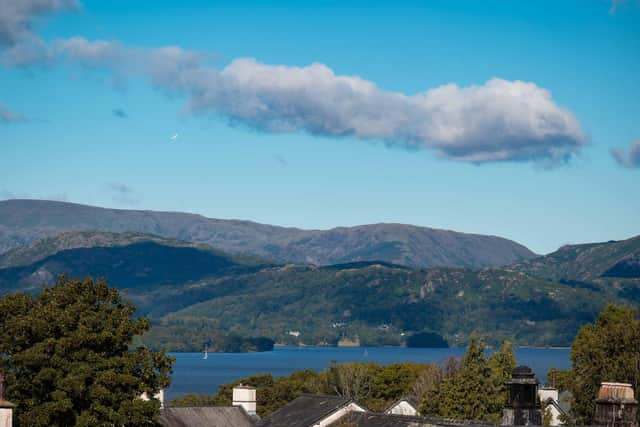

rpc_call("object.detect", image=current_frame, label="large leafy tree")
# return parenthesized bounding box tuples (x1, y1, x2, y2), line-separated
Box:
(569, 304, 640, 424)
(0, 277, 174, 427)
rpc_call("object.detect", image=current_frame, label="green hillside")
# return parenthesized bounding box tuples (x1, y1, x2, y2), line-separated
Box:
(509, 235, 640, 281)
(1, 231, 638, 351)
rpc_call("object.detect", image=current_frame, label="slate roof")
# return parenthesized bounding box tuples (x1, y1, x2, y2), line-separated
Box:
(159, 406, 255, 427)
(332, 412, 499, 427)
(258, 394, 355, 427)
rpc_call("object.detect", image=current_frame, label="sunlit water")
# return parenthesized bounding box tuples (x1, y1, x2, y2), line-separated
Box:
(165, 346, 570, 399)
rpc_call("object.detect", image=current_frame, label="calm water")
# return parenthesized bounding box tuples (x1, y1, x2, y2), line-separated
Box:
(165, 346, 570, 400)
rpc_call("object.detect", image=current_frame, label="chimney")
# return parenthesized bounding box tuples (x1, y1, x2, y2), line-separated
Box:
(594, 382, 638, 427)
(0, 373, 15, 427)
(233, 385, 257, 416)
(502, 365, 542, 425)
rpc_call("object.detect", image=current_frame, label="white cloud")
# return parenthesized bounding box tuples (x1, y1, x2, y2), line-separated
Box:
(0, 4, 587, 166)
(152, 57, 586, 164)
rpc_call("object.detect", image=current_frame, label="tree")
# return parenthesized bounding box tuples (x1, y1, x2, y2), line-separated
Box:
(429, 334, 515, 423)
(568, 304, 640, 424)
(0, 277, 174, 427)
(326, 361, 378, 402)
(488, 340, 516, 417)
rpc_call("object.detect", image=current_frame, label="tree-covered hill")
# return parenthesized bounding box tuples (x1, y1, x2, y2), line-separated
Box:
(146, 263, 611, 348)
(0, 232, 269, 294)
(1, 231, 638, 350)
(0, 232, 640, 350)
(508, 235, 640, 282)
(0, 199, 537, 268)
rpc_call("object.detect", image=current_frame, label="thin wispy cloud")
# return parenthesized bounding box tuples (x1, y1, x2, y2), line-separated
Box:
(611, 140, 640, 169)
(112, 108, 128, 119)
(0, 102, 25, 123)
(0, 0, 79, 47)
(106, 182, 141, 206)
(0, 1, 587, 167)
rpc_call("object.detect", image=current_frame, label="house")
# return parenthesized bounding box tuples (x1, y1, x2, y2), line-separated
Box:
(537, 387, 568, 426)
(384, 396, 420, 416)
(257, 394, 498, 427)
(258, 394, 366, 427)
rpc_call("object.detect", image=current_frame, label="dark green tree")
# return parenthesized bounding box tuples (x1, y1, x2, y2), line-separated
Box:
(0, 277, 174, 427)
(568, 304, 640, 424)
(432, 334, 515, 423)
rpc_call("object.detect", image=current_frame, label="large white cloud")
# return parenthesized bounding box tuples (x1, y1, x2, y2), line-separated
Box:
(150, 57, 587, 163)
(1, 26, 587, 164)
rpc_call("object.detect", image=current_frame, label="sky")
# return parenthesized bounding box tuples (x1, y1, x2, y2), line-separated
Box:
(0, 0, 638, 254)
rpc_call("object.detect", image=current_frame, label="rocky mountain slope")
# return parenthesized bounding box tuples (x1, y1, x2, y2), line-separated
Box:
(0, 199, 536, 269)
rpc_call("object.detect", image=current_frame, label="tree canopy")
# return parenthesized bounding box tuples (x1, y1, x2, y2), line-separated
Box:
(0, 276, 174, 427)
(421, 335, 515, 423)
(568, 304, 640, 424)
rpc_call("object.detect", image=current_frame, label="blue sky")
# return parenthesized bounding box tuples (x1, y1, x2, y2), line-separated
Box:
(1, 0, 638, 254)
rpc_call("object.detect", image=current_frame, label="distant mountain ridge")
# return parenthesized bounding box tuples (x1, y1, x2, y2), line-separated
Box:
(0, 199, 537, 269)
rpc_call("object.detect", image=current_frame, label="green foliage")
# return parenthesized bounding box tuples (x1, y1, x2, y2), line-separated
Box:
(545, 367, 573, 392)
(174, 361, 437, 417)
(195, 371, 324, 417)
(422, 335, 516, 423)
(568, 304, 640, 424)
(0, 276, 174, 427)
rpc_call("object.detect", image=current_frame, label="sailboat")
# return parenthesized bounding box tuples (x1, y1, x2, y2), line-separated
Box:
(363, 348, 368, 357)
(203, 347, 208, 360)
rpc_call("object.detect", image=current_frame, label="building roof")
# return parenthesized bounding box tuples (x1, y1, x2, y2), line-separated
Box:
(597, 382, 637, 403)
(332, 412, 498, 427)
(0, 399, 15, 409)
(159, 406, 255, 427)
(384, 396, 419, 413)
(258, 394, 357, 427)
(506, 366, 538, 385)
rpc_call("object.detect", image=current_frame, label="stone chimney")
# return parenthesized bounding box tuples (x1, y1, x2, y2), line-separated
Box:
(233, 385, 257, 416)
(0, 373, 15, 427)
(502, 365, 542, 425)
(594, 382, 638, 427)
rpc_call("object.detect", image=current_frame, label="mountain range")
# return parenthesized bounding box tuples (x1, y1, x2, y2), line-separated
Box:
(0, 202, 638, 350)
(0, 199, 536, 269)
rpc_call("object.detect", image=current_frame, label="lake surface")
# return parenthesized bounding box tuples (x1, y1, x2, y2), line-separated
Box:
(165, 346, 570, 400)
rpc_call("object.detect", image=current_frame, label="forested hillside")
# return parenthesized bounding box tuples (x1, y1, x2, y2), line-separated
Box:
(1, 231, 638, 350)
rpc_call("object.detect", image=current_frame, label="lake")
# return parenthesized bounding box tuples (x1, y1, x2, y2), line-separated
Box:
(165, 346, 570, 400)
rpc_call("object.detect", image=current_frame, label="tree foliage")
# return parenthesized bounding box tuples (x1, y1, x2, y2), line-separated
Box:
(0, 276, 174, 427)
(568, 304, 640, 424)
(420, 335, 515, 423)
